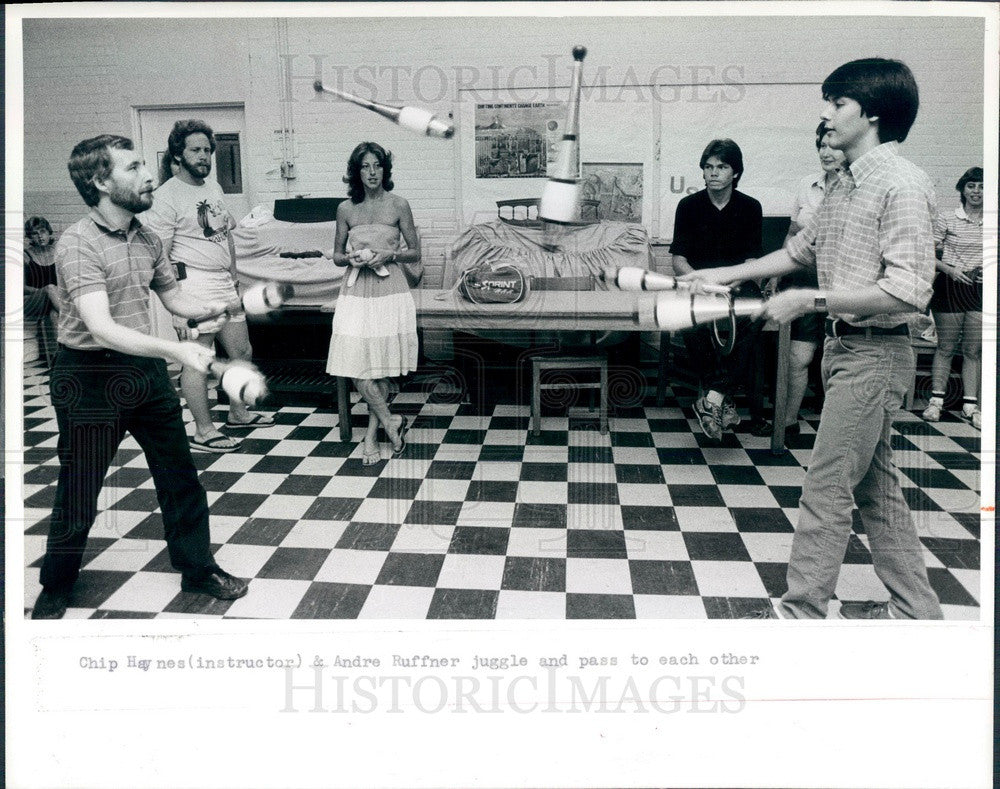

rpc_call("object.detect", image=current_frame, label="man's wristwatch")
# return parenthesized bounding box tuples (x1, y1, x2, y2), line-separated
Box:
(813, 296, 827, 313)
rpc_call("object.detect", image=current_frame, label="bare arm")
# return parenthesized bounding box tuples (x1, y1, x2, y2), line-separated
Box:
(158, 284, 232, 320)
(677, 247, 802, 288)
(762, 282, 917, 325)
(671, 254, 694, 276)
(76, 290, 216, 372)
(324, 202, 353, 266)
(391, 197, 421, 265)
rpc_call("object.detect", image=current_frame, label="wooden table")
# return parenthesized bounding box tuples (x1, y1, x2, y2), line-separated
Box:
(326, 289, 646, 441)
(321, 289, 792, 452)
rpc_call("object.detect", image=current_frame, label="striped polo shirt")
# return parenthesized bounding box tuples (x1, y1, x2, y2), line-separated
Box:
(935, 206, 983, 271)
(54, 208, 178, 350)
(785, 142, 937, 329)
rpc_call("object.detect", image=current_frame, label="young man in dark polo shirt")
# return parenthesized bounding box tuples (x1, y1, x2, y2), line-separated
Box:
(670, 139, 764, 441)
(30, 134, 250, 619)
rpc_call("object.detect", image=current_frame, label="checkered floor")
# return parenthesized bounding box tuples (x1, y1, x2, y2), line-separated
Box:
(20, 360, 982, 620)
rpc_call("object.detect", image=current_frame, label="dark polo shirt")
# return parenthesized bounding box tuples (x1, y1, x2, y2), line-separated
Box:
(670, 188, 763, 269)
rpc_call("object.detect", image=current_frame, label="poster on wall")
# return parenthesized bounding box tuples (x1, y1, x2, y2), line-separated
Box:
(581, 162, 643, 223)
(474, 101, 564, 178)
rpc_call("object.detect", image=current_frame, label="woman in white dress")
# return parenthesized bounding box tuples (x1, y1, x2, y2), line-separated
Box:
(325, 142, 422, 464)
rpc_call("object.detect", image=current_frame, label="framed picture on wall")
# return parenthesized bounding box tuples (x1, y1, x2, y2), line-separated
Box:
(474, 101, 564, 178)
(581, 162, 643, 223)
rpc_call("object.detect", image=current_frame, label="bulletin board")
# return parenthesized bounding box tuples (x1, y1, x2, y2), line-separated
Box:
(457, 86, 657, 229)
(457, 81, 825, 241)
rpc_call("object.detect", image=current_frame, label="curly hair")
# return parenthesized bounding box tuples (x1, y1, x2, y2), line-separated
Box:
(344, 142, 394, 203)
(167, 119, 216, 164)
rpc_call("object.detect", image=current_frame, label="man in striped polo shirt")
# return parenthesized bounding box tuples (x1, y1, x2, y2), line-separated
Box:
(680, 59, 943, 620)
(31, 134, 250, 619)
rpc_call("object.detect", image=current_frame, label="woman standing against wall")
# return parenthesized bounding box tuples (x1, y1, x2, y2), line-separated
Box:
(23, 216, 62, 367)
(922, 167, 983, 429)
(325, 142, 423, 464)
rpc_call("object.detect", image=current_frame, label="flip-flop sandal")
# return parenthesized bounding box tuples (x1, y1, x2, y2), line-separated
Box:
(362, 446, 383, 466)
(225, 413, 275, 428)
(190, 435, 242, 453)
(391, 416, 410, 458)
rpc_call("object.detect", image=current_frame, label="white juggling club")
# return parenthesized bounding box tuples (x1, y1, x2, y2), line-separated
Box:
(210, 360, 269, 409)
(603, 265, 732, 296)
(539, 45, 587, 246)
(314, 81, 454, 139)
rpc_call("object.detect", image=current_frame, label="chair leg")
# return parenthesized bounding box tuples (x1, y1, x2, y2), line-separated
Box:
(656, 333, 670, 407)
(599, 363, 609, 434)
(531, 361, 541, 436)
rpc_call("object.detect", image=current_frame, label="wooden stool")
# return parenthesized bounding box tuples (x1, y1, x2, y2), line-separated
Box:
(531, 354, 608, 435)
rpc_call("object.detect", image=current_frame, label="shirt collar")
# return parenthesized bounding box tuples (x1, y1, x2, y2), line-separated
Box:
(847, 141, 899, 187)
(955, 205, 971, 221)
(87, 207, 142, 237)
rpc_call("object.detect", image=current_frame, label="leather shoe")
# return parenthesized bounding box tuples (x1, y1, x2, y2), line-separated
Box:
(182, 569, 249, 600)
(31, 588, 70, 619)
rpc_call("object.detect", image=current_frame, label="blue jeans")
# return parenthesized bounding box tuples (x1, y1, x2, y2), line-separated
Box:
(779, 334, 943, 619)
(39, 347, 219, 593)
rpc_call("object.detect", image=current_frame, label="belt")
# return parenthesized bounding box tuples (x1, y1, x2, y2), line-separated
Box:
(825, 318, 908, 338)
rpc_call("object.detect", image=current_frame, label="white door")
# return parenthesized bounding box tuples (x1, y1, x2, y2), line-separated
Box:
(136, 105, 251, 221)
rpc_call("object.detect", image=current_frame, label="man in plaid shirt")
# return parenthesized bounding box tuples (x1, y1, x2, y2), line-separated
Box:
(681, 58, 943, 620)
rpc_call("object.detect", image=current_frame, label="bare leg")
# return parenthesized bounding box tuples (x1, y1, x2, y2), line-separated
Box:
(783, 340, 818, 428)
(928, 311, 962, 397)
(216, 320, 255, 424)
(179, 331, 239, 449)
(960, 311, 982, 403)
(354, 378, 403, 460)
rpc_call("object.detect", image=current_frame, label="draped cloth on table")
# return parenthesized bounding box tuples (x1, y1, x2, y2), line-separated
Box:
(447, 220, 655, 287)
(447, 220, 655, 349)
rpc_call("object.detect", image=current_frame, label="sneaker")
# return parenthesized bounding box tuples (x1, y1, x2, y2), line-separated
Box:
(693, 396, 724, 441)
(838, 600, 895, 620)
(961, 405, 981, 430)
(181, 569, 249, 600)
(722, 399, 742, 429)
(31, 588, 70, 619)
(921, 399, 943, 422)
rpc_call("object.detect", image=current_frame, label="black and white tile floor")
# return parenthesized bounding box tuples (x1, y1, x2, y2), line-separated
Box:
(20, 361, 982, 620)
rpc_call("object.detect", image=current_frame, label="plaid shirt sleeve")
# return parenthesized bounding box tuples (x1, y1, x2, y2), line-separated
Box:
(784, 210, 818, 270)
(876, 182, 936, 311)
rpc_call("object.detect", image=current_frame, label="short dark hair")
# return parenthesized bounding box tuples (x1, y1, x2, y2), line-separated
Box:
(344, 141, 394, 203)
(167, 119, 216, 164)
(815, 122, 830, 150)
(25, 216, 54, 246)
(956, 167, 983, 205)
(821, 58, 919, 144)
(699, 139, 744, 183)
(68, 134, 134, 207)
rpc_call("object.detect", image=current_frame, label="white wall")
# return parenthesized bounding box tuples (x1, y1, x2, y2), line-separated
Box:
(22, 12, 987, 276)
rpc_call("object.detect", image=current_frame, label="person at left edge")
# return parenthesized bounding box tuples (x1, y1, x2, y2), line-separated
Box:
(30, 134, 249, 619)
